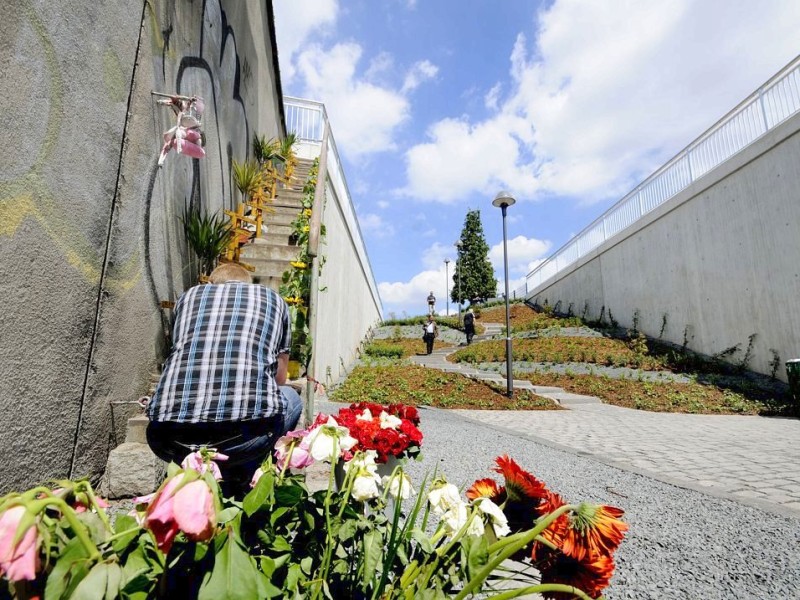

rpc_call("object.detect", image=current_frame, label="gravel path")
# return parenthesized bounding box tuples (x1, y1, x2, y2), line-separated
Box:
(317, 399, 800, 600)
(476, 361, 693, 383)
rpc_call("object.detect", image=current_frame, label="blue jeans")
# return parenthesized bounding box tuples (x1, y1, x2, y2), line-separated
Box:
(147, 386, 304, 490)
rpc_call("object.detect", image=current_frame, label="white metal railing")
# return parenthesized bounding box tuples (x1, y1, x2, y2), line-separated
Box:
(284, 96, 383, 314)
(519, 54, 800, 299)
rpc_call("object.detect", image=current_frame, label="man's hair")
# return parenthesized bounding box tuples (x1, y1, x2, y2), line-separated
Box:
(208, 263, 253, 284)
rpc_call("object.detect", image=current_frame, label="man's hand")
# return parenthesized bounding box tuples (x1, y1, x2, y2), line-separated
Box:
(277, 353, 289, 385)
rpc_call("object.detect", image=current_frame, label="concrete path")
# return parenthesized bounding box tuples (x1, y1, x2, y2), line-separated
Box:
(408, 324, 800, 518)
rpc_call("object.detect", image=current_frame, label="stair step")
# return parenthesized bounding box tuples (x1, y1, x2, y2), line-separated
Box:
(243, 256, 293, 279)
(241, 242, 299, 262)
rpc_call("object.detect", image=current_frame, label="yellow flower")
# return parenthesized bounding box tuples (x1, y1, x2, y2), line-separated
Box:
(290, 261, 307, 269)
(303, 225, 310, 233)
(303, 209, 312, 217)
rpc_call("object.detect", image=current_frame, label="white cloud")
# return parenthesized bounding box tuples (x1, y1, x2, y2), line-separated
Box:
(277, 7, 439, 160)
(379, 267, 450, 315)
(294, 43, 411, 157)
(402, 60, 439, 93)
(376, 200, 390, 209)
(359, 213, 395, 238)
(402, 0, 800, 203)
(421, 242, 454, 269)
(402, 114, 539, 202)
(489, 235, 551, 276)
(273, 0, 338, 85)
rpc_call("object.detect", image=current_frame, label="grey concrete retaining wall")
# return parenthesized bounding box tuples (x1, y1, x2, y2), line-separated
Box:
(531, 111, 800, 381)
(0, 0, 284, 490)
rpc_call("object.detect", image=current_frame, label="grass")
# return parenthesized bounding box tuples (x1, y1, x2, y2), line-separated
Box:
(451, 337, 661, 370)
(347, 304, 796, 417)
(331, 365, 559, 410)
(382, 315, 485, 335)
(364, 338, 453, 359)
(478, 303, 583, 332)
(518, 371, 793, 416)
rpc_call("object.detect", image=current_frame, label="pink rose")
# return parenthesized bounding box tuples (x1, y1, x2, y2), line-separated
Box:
(0, 506, 39, 581)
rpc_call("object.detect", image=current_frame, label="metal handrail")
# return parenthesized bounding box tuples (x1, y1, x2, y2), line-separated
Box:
(283, 96, 383, 315)
(520, 53, 800, 299)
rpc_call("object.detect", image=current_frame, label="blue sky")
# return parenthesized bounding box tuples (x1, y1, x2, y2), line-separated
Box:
(274, 0, 800, 318)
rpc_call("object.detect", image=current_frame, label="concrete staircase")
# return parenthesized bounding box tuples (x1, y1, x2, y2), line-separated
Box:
(240, 158, 314, 291)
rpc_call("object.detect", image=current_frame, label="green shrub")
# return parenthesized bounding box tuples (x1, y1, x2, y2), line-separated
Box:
(364, 342, 404, 358)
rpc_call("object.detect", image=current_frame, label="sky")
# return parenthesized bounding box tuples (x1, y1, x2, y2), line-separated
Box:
(273, 0, 800, 318)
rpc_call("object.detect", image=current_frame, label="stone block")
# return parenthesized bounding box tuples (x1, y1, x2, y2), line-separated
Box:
(102, 443, 165, 499)
(125, 415, 149, 444)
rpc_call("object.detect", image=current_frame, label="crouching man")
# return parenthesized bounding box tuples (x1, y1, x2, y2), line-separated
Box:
(146, 263, 302, 492)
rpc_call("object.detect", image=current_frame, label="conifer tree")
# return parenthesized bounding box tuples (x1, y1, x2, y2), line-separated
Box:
(451, 209, 496, 305)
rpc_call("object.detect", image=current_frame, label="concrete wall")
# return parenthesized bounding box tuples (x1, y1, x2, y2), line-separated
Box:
(531, 111, 800, 380)
(0, 0, 285, 490)
(292, 139, 383, 388)
(313, 176, 383, 388)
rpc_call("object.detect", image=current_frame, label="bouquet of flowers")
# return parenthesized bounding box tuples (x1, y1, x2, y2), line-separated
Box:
(0, 408, 629, 600)
(331, 402, 423, 463)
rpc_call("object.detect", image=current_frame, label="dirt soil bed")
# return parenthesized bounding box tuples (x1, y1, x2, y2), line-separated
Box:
(332, 364, 560, 410)
(520, 371, 791, 416)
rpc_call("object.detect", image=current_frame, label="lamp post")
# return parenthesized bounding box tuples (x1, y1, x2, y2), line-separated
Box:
(492, 191, 516, 398)
(455, 240, 463, 324)
(444, 258, 450, 316)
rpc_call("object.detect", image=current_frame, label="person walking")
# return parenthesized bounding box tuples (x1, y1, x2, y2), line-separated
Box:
(422, 315, 438, 355)
(463, 308, 476, 345)
(427, 291, 436, 316)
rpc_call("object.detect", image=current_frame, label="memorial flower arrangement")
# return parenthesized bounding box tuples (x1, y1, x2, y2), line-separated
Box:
(331, 402, 423, 463)
(0, 407, 627, 599)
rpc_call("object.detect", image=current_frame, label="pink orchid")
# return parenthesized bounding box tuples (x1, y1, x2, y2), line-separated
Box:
(144, 474, 216, 553)
(0, 506, 39, 581)
(274, 430, 314, 471)
(181, 450, 229, 481)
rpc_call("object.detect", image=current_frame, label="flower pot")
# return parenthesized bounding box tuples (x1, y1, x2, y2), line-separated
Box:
(287, 359, 301, 380)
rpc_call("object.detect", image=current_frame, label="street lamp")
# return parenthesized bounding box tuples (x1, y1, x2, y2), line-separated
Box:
(492, 190, 516, 398)
(455, 240, 463, 324)
(444, 258, 450, 316)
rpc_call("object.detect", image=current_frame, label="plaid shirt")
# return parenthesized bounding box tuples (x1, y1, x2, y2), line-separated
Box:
(148, 282, 291, 423)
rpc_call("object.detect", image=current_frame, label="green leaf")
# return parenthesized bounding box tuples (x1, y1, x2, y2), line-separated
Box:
(274, 484, 304, 506)
(243, 469, 274, 516)
(337, 519, 357, 542)
(269, 506, 290, 526)
(72, 511, 108, 545)
(299, 556, 313, 575)
(216, 507, 241, 523)
(361, 529, 383, 589)
(110, 515, 140, 554)
(198, 530, 260, 600)
(44, 536, 92, 600)
(271, 535, 292, 552)
(411, 528, 434, 554)
(462, 535, 489, 581)
(70, 562, 120, 600)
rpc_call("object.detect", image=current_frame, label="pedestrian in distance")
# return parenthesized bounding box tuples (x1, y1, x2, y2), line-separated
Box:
(463, 308, 476, 345)
(422, 314, 438, 355)
(427, 291, 436, 316)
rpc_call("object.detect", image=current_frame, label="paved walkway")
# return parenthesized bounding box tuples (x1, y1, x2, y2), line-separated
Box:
(409, 324, 800, 518)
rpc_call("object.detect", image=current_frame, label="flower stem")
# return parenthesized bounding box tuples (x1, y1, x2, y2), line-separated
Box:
(484, 583, 595, 600)
(28, 498, 101, 561)
(453, 504, 577, 600)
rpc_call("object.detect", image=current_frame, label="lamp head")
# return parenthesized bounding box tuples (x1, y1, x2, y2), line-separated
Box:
(492, 190, 516, 209)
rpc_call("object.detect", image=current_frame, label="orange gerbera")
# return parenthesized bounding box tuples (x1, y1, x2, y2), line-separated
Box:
(493, 455, 548, 502)
(466, 478, 502, 501)
(559, 503, 629, 562)
(537, 551, 616, 600)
